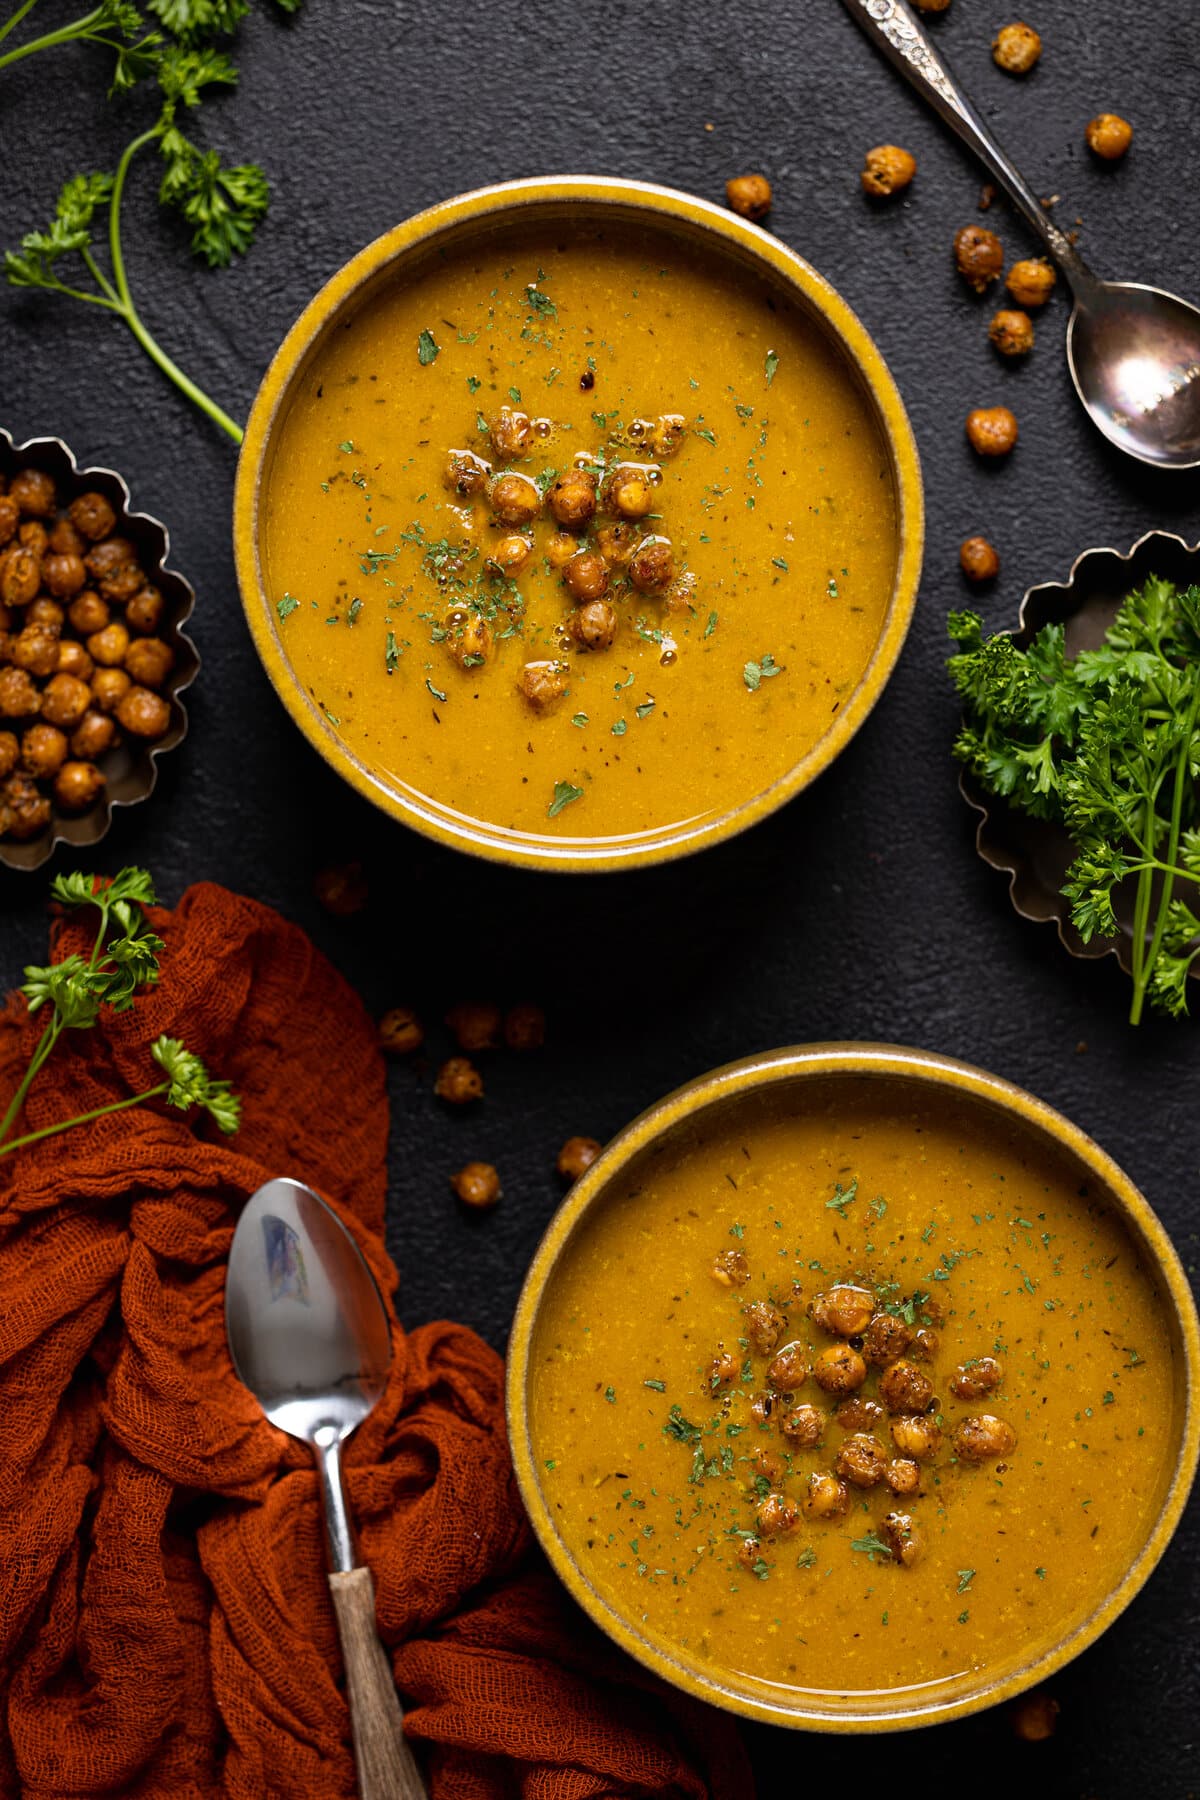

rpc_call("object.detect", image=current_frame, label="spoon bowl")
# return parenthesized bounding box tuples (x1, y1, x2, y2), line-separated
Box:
(1068, 282, 1200, 468)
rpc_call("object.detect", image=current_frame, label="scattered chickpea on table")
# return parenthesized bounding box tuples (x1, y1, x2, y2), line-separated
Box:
(860, 145, 916, 198)
(960, 536, 1001, 583)
(451, 1161, 501, 1209)
(966, 406, 1019, 457)
(954, 225, 1005, 293)
(992, 22, 1042, 74)
(725, 173, 772, 221)
(1086, 112, 1133, 159)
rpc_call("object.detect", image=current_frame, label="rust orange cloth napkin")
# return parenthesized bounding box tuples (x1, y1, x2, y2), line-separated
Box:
(0, 882, 753, 1800)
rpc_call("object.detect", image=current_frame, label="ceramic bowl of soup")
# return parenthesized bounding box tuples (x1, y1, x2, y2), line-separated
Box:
(507, 1043, 1200, 1730)
(234, 177, 923, 870)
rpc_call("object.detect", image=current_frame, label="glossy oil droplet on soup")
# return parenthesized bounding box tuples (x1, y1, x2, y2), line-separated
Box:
(528, 1084, 1177, 1706)
(261, 223, 899, 846)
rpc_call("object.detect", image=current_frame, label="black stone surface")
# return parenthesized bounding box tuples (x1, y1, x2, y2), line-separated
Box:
(3, 1, 1199, 1790)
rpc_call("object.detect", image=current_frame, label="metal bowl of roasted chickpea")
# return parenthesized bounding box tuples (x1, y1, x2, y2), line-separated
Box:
(0, 429, 198, 870)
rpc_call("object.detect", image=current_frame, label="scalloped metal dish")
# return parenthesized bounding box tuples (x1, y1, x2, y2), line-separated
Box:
(961, 528, 1200, 983)
(0, 429, 199, 872)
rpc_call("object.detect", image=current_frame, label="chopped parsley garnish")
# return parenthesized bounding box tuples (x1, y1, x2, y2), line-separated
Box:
(426, 678, 447, 703)
(417, 328, 439, 365)
(956, 1569, 976, 1593)
(643, 1378, 666, 1392)
(743, 653, 783, 692)
(548, 780, 584, 818)
(825, 1177, 858, 1217)
(851, 1533, 893, 1564)
(663, 1406, 702, 1446)
(704, 611, 718, 638)
(612, 720, 627, 736)
(338, 440, 355, 454)
(346, 597, 362, 625)
(635, 699, 656, 720)
(571, 712, 588, 727)
(604, 1386, 616, 1405)
(694, 426, 717, 446)
(385, 631, 400, 674)
(276, 593, 299, 622)
(764, 348, 779, 385)
(771, 557, 788, 571)
(466, 374, 481, 392)
(525, 283, 556, 317)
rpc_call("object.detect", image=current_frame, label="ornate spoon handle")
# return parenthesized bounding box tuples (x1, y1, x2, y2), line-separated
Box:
(839, 0, 1096, 291)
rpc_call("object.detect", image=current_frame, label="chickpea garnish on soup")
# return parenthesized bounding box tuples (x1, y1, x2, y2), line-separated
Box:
(261, 224, 900, 850)
(530, 1086, 1176, 1703)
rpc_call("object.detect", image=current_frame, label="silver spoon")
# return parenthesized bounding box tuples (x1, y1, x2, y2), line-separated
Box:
(226, 1176, 426, 1800)
(841, 0, 1200, 469)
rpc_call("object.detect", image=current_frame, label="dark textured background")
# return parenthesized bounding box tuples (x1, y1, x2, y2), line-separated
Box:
(3, 0, 1199, 1790)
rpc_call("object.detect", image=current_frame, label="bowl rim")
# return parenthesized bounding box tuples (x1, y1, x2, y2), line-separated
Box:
(233, 174, 925, 873)
(505, 1040, 1200, 1730)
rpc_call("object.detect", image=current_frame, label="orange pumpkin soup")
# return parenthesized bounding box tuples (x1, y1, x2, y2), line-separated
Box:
(527, 1080, 1179, 1713)
(259, 219, 899, 849)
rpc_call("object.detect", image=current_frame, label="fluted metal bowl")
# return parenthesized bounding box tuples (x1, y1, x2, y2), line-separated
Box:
(961, 529, 1200, 987)
(0, 429, 198, 871)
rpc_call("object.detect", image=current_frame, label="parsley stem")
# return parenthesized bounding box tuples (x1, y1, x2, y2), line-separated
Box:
(0, 1080, 170, 1160)
(0, 0, 40, 50)
(107, 129, 245, 446)
(0, 2, 104, 70)
(1131, 680, 1200, 1026)
(0, 1013, 63, 1145)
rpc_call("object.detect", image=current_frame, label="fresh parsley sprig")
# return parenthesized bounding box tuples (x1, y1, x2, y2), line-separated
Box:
(0, 867, 240, 1159)
(948, 577, 1200, 1023)
(1, 0, 300, 441)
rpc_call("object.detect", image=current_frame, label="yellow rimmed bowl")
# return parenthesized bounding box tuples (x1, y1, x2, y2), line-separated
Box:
(506, 1043, 1200, 1730)
(233, 176, 924, 872)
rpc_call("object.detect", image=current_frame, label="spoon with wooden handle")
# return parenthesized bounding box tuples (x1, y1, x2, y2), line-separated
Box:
(226, 1175, 426, 1800)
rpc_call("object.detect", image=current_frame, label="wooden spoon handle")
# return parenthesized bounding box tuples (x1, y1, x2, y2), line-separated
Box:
(328, 1566, 427, 1800)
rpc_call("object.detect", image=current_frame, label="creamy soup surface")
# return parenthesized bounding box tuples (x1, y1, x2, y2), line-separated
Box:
(261, 221, 899, 846)
(528, 1081, 1178, 1706)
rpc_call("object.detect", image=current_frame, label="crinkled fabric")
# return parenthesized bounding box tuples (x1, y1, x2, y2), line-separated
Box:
(0, 883, 752, 1800)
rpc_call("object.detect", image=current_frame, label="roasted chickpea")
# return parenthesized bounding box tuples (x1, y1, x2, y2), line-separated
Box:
(114, 685, 170, 739)
(20, 723, 67, 779)
(967, 406, 1019, 456)
(70, 710, 116, 761)
(47, 516, 85, 557)
(707, 1349, 738, 1391)
(18, 521, 48, 556)
(742, 1300, 786, 1357)
(41, 553, 85, 600)
(88, 622, 130, 668)
(544, 531, 578, 570)
(1007, 259, 1057, 308)
(90, 666, 131, 713)
(12, 627, 59, 678)
(835, 1432, 888, 1489)
(490, 406, 532, 461)
(125, 585, 165, 635)
(68, 490, 117, 540)
(569, 599, 618, 651)
(780, 1403, 826, 1447)
(445, 447, 493, 496)
(606, 465, 656, 520)
(803, 1471, 850, 1520)
(665, 571, 700, 616)
(880, 1509, 923, 1568)
(879, 1360, 934, 1414)
(886, 1457, 922, 1495)
(504, 1001, 546, 1050)
(124, 636, 175, 689)
(488, 534, 532, 575)
(595, 521, 640, 566)
(518, 659, 569, 713)
(68, 592, 109, 636)
(53, 760, 104, 813)
(954, 1414, 1017, 1461)
(0, 731, 16, 777)
(992, 22, 1042, 73)
(750, 1391, 774, 1427)
(835, 1395, 886, 1433)
(445, 1001, 502, 1052)
(751, 1443, 784, 1483)
(629, 536, 675, 594)
(558, 1135, 602, 1181)
(547, 468, 598, 530)
(562, 550, 610, 604)
(651, 415, 687, 459)
(1, 772, 51, 840)
(910, 1326, 941, 1362)
(1086, 112, 1133, 160)
(27, 598, 63, 633)
(955, 225, 1004, 293)
(378, 1005, 424, 1055)
(1011, 1690, 1060, 1742)
(711, 1247, 751, 1288)
(0, 496, 18, 546)
(861, 144, 917, 198)
(313, 860, 368, 916)
(813, 1342, 867, 1395)
(960, 536, 1001, 583)
(443, 609, 493, 670)
(767, 1342, 810, 1391)
(0, 667, 39, 718)
(85, 538, 142, 602)
(726, 173, 772, 220)
(809, 1285, 874, 1338)
(735, 1534, 763, 1571)
(862, 1313, 913, 1367)
(451, 1161, 501, 1209)
(756, 1491, 800, 1537)
(951, 1356, 1004, 1400)
(490, 473, 541, 529)
(8, 468, 56, 518)
(434, 1055, 483, 1104)
(990, 308, 1035, 358)
(890, 1414, 942, 1461)
(1, 547, 41, 608)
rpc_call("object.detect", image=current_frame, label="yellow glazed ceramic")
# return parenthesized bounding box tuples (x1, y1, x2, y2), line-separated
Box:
(506, 1044, 1200, 1729)
(233, 177, 924, 871)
